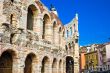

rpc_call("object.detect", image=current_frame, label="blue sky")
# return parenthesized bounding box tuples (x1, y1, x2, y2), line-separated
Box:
(41, 0, 110, 46)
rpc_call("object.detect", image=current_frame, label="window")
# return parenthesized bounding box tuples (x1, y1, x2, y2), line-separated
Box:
(27, 6, 34, 30)
(70, 27, 72, 35)
(75, 39, 78, 43)
(67, 30, 69, 37)
(10, 14, 13, 24)
(62, 31, 65, 37)
(59, 27, 61, 33)
(65, 45, 68, 50)
(74, 24, 76, 32)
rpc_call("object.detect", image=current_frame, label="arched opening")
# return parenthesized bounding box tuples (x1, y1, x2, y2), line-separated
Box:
(52, 58, 57, 73)
(10, 14, 17, 27)
(66, 56, 74, 73)
(62, 31, 65, 37)
(67, 30, 69, 38)
(42, 14, 50, 39)
(59, 27, 62, 44)
(59, 59, 62, 73)
(41, 56, 50, 73)
(65, 45, 68, 50)
(68, 43, 71, 49)
(53, 21, 57, 44)
(70, 27, 72, 36)
(0, 50, 15, 73)
(59, 27, 61, 32)
(27, 5, 38, 30)
(24, 53, 36, 73)
(10, 14, 13, 24)
(11, 0, 14, 3)
(74, 24, 76, 32)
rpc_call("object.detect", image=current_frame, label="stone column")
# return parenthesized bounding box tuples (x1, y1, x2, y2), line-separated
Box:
(45, 23, 53, 43)
(59, 32, 62, 46)
(19, 7, 27, 31)
(52, 62, 58, 73)
(61, 62, 64, 73)
(32, 59, 39, 73)
(13, 57, 24, 73)
(63, 61, 66, 73)
(44, 63, 52, 73)
(33, 14, 43, 39)
(74, 42, 79, 73)
(54, 27, 59, 45)
(0, 0, 6, 26)
(0, 0, 3, 16)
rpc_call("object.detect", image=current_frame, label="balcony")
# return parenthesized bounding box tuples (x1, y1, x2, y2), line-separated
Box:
(84, 65, 110, 73)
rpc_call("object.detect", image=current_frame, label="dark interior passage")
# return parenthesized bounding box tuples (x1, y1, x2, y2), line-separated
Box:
(41, 56, 49, 73)
(0, 51, 13, 73)
(66, 56, 74, 73)
(24, 54, 35, 73)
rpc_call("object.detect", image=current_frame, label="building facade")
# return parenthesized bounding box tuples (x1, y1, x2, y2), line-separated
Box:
(0, 0, 79, 73)
(79, 46, 87, 73)
(96, 43, 110, 72)
(82, 43, 110, 72)
(85, 51, 98, 71)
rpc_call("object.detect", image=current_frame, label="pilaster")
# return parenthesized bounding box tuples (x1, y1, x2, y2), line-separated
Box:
(13, 57, 25, 73)
(54, 27, 59, 46)
(74, 43, 79, 73)
(45, 23, 53, 42)
(19, 6, 27, 31)
(33, 14, 43, 39)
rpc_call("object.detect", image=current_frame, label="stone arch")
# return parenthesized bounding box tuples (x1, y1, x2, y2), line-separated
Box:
(68, 43, 71, 49)
(52, 58, 57, 73)
(3, 0, 14, 3)
(41, 56, 50, 73)
(27, 4, 39, 30)
(70, 27, 72, 36)
(59, 59, 63, 73)
(67, 30, 69, 38)
(0, 49, 17, 73)
(62, 30, 65, 37)
(59, 27, 62, 33)
(59, 27, 62, 45)
(66, 56, 74, 73)
(65, 45, 68, 51)
(11, 0, 14, 3)
(24, 53, 38, 73)
(42, 14, 51, 39)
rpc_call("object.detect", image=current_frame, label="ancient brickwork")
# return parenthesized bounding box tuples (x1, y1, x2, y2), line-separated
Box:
(0, 0, 79, 73)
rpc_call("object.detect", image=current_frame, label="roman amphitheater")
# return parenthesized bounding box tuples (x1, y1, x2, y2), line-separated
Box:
(0, 0, 79, 73)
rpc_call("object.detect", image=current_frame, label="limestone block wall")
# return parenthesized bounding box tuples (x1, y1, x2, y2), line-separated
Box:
(0, 0, 79, 73)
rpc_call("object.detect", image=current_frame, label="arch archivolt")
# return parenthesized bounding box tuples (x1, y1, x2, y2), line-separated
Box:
(24, 51, 38, 60)
(39, 54, 52, 63)
(42, 11, 51, 22)
(0, 49, 18, 58)
(26, 2, 41, 14)
(0, 47, 18, 58)
(52, 19, 57, 25)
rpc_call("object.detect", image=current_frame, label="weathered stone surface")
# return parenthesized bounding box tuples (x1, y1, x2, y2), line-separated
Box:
(0, 0, 79, 73)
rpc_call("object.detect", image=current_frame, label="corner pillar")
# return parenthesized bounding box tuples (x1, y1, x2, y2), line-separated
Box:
(74, 43, 79, 73)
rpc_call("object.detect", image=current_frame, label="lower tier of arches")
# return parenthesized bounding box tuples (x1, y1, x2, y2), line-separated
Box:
(0, 48, 78, 73)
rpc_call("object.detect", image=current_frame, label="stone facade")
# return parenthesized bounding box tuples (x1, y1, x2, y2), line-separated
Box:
(0, 0, 79, 73)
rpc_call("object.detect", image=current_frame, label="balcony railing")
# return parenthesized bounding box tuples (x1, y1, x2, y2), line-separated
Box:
(84, 65, 110, 73)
